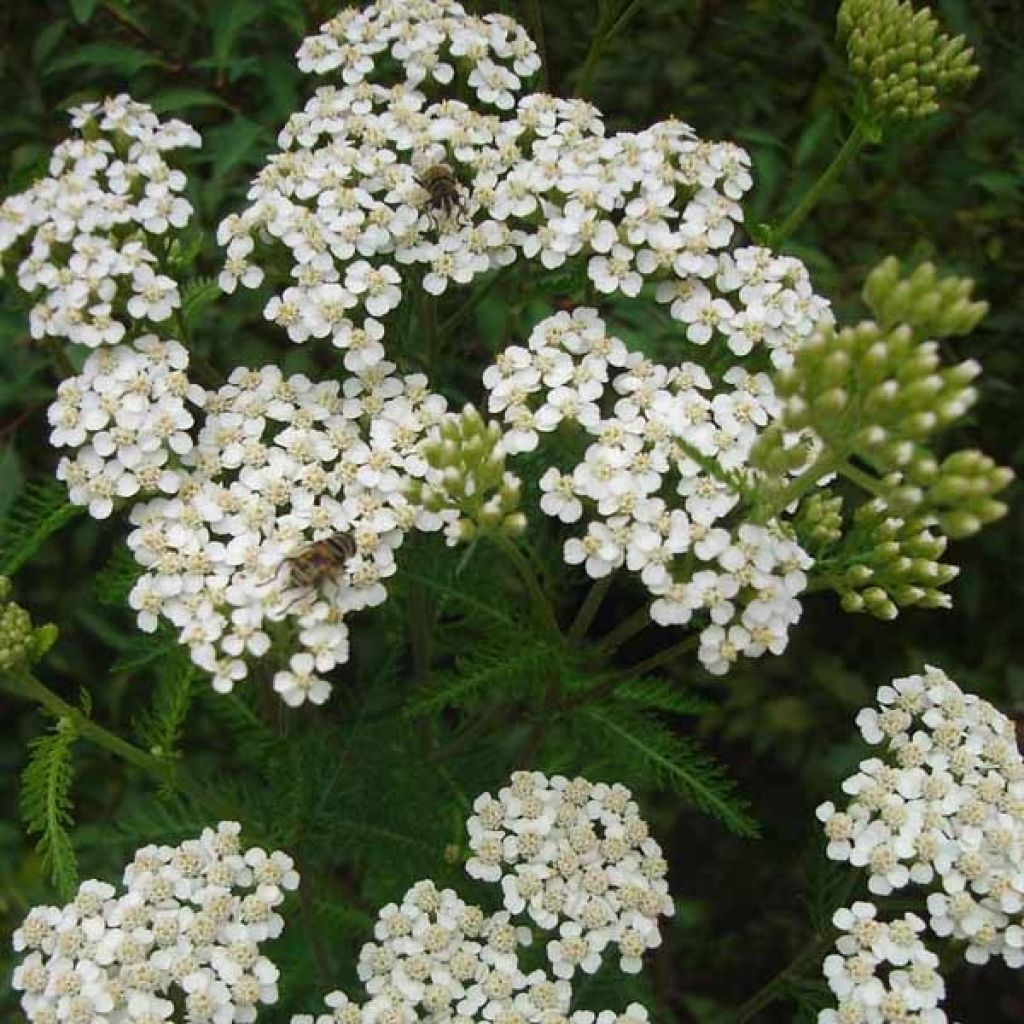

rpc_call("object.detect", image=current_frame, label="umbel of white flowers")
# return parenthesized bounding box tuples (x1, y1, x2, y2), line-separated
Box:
(10, 773, 673, 1024)
(11, 822, 298, 1024)
(815, 665, 1024, 1024)
(0, 0, 1011, 705)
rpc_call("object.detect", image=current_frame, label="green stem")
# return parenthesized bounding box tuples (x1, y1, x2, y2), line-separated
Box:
(297, 865, 333, 990)
(409, 580, 432, 685)
(423, 291, 440, 378)
(493, 534, 561, 639)
(729, 932, 834, 1024)
(839, 461, 887, 497)
(764, 450, 849, 519)
(567, 573, 614, 644)
(619, 633, 698, 678)
(438, 270, 505, 341)
(11, 671, 172, 779)
(561, 670, 627, 712)
(44, 337, 75, 380)
(775, 121, 868, 242)
(574, 0, 648, 98)
(596, 603, 651, 653)
(430, 699, 514, 762)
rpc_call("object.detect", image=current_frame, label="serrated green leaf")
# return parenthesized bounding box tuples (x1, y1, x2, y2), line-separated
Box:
(93, 546, 142, 607)
(609, 677, 714, 716)
(582, 707, 759, 837)
(407, 637, 555, 715)
(211, 0, 265, 71)
(20, 720, 79, 899)
(207, 117, 266, 180)
(0, 479, 82, 576)
(181, 277, 223, 326)
(134, 651, 196, 757)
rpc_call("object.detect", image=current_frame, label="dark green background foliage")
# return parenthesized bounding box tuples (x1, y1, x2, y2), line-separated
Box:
(1, 1, 1022, 1020)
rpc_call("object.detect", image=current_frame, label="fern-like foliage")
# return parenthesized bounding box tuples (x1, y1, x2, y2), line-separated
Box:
(93, 546, 142, 607)
(577, 706, 759, 838)
(406, 632, 558, 715)
(567, 675, 714, 717)
(0, 480, 81, 575)
(133, 647, 196, 758)
(180, 276, 222, 325)
(20, 718, 79, 900)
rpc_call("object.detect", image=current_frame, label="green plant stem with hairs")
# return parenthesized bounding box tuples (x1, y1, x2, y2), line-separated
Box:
(775, 121, 869, 242)
(619, 634, 699, 679)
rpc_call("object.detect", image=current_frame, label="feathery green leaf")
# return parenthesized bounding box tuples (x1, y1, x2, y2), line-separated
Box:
(581, 707, 759, 837)
(20, 718, 79, 899)
(133, 649, 196, 757)
(0, 480, 81, 575)
(181, 276, 222, 326)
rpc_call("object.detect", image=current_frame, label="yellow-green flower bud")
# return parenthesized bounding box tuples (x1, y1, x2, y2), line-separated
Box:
(794, 492, 844, 550)
(417, 405, 524, 543)
(839, 0, 979, 125)
(820, 501, 960, 620)
(863, 256, 988, 337)
(0, 576, 56, 671)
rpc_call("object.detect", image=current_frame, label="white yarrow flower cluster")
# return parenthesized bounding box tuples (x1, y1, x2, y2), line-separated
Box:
(48, 335, 202, 519)
(11, 822, 298, 1024)
(0, 94, 200, 348)
(224, 1, 827, 375)
(296, 0, 541, 108)
(126, 363, 447, 704)
(817, 665, 1024, 968)
(294, 774, 664, 1024)
(484, 307, 813, 676)
(466, 771, 674, 977)
(819, 904, 952, 1024)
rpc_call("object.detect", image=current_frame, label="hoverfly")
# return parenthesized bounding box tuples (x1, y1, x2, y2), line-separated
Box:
(417, 162, 465, 227)
(270, 533, 357, 618)
(285, 533, 357, 590)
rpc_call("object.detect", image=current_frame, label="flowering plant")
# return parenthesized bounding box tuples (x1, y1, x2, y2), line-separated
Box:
(0, 0, 1019, 1021)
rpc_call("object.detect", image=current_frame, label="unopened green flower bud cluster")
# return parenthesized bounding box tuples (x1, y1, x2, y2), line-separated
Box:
(814, 499, 958, 620)
(794, 493, 844, 549)
(864, 256, 988, 339)
(0, 576, 57, 672)
(839, 0, 979, 122)
(758, 317, 975, 477)
(756, 257, 1012, 617)
(758, 301, 1010, 538)
(410, 405, 526, 544)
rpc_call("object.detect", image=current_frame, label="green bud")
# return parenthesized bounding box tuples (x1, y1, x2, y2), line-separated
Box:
(418, 406, 524, 543)
(840, 0, 979, 124)
(863, 255, 988, 337)
(0, 576, 56, 672)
